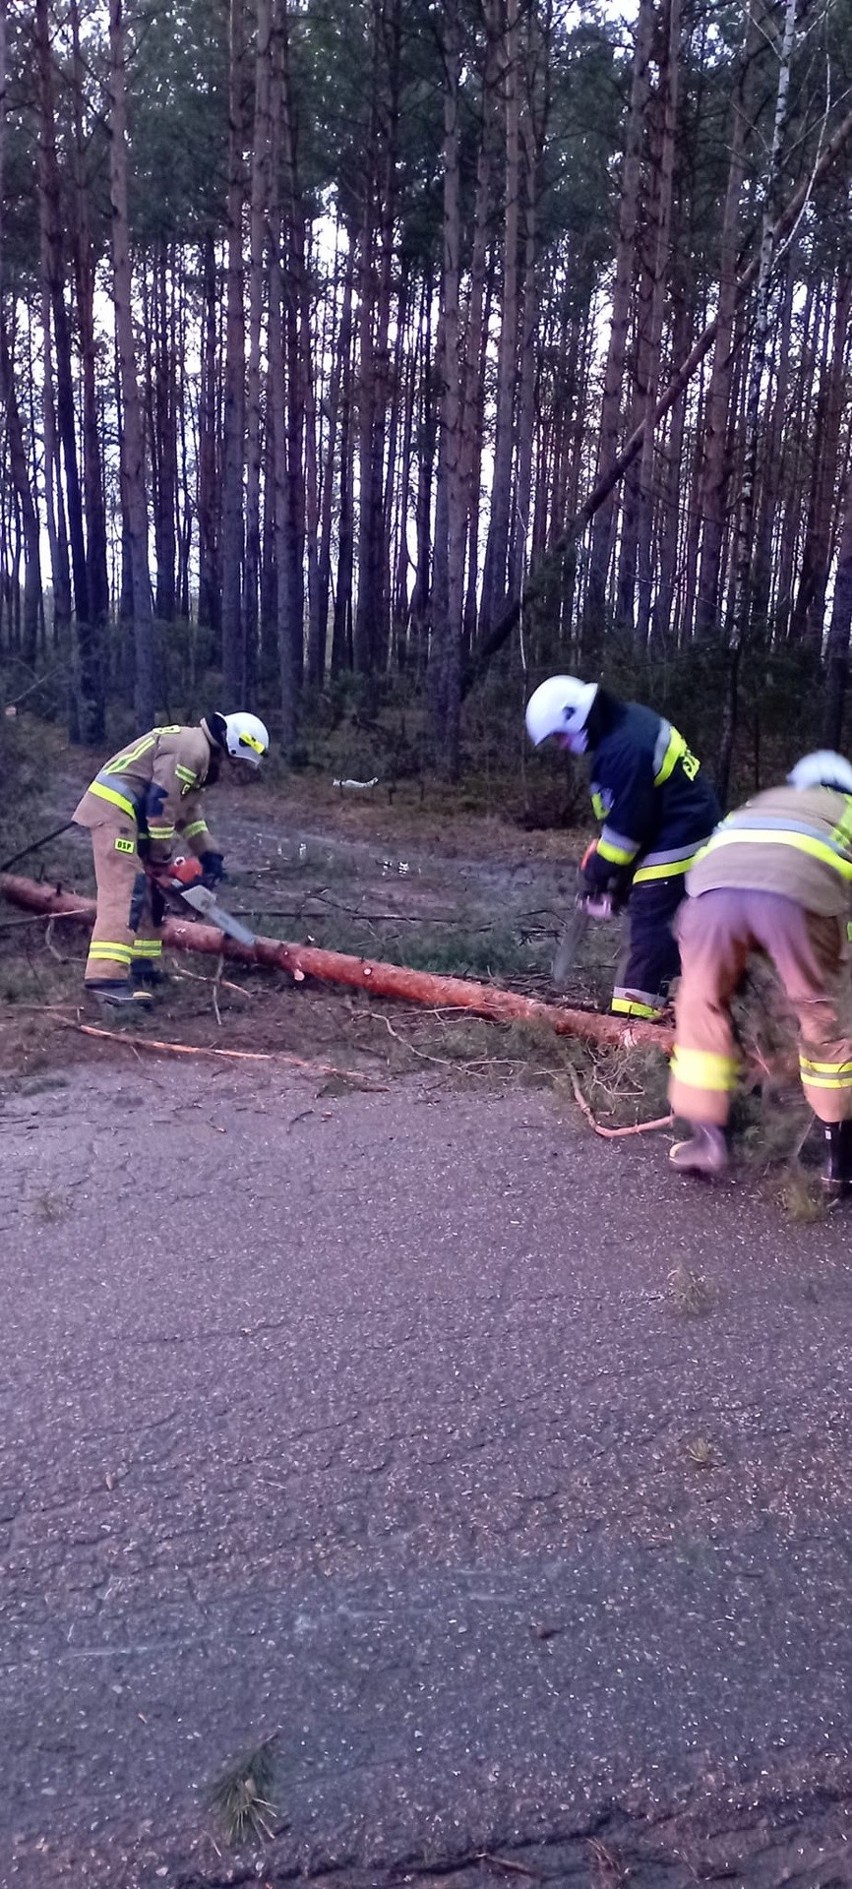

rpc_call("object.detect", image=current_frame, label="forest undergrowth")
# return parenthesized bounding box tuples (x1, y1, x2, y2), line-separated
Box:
(0, 704, 825, 1213)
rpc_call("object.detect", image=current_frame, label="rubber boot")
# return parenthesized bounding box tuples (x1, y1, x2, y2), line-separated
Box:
(131, 963, 167, 990)
(669, 1123, 729, 1176)
(86, 979, 153, 1009)
(822, 1120, 852, 1201)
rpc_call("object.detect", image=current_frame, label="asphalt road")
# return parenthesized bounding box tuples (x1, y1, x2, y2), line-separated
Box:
(2, 1060, 852, 1887)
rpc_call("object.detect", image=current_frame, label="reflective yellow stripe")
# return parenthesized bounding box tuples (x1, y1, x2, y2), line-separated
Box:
(612, 998, 662, 1019)
(133, 939, 163, 959)
(175, 764, 197, 786)
(105, 734, 156, 773)
(800, 1070, 852, 1090)
(701, 827, 852, 880)
(89, 780, 136, 819)
(832, 803, 852, 849)
(147, 824, 175, 840)
(633, 854, 697, 884)
(670, 1046, 739, 1090)
(240, 731, 265, 755)
(89, 941, 132, 962)
(591, 792, 607, 821)
(183, 820, 208, 839)
(598, 838, 635, 866)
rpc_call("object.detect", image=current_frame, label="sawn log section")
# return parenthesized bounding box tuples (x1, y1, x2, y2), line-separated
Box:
(0, 871, 674, 1053)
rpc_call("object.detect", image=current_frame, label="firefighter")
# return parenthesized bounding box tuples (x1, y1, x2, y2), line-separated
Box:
(525, 676, 720, 1019)
(72, 711, 269, 1006)
(668, 750, 852, 1197)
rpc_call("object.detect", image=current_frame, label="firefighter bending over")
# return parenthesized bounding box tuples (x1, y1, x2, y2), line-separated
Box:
(669, 750, 852, 1198)
(72, 711, 269, 1007)
(526, 676, 720, 1020)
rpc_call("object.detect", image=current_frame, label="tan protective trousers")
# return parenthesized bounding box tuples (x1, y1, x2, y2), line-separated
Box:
(669, 887, 852, 1127)
(83, 819, 163, 985)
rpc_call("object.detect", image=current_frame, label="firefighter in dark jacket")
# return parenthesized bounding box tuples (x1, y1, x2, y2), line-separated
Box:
(525, 676, 721, 1019)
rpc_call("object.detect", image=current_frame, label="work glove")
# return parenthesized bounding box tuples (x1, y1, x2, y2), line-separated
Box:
(578, 841, 628, 914)
(581, 891, 614, 920)
(199, 849, 226, 888)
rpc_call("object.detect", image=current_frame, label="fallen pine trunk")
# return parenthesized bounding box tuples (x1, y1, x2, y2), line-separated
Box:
(0, 871, 674, 1053)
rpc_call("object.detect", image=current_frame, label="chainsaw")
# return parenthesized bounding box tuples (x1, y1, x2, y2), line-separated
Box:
(159, 857, 257, 947)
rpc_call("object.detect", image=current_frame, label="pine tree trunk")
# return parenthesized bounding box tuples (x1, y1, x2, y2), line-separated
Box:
(718, 0, 797, 803)
(479, 0, 521, 642)
(0, 316, 41, 668)
(197, 234, 221, 648)
(823, 469, 852, 749)
(790, 271, 852, 645)
(430, 0, 465, 777)
(221, 0, 247, 701)
(108, 0, 156, 725)
(36, 0, 92, 738)
(693, 1, 758, 641)
(635, 0, 680, 647)
(245, 0, 273, 702)
(69, 0, 107, 736)
(583, 0, 654, 653)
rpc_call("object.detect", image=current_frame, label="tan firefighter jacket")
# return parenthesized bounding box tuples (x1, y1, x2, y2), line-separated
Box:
(686, 784, 852, 918)
(73, 724, 219, 867)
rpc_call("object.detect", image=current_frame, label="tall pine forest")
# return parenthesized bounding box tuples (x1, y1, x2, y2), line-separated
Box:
(2, 0, 852, 800)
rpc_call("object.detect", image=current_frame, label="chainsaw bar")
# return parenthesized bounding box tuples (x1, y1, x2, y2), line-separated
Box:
(551, 900, 590, 989)
(172, 882, 257, 946)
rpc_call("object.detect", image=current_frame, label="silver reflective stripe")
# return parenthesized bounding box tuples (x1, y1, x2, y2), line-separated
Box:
(652, 719, 672, 777)
(640, 842, 702, 868)
(721, 814, 836, 841)
(600, 825, 640, 856)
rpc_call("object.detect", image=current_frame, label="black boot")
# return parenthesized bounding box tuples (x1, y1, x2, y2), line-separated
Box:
(822, 1121, 852, 1200)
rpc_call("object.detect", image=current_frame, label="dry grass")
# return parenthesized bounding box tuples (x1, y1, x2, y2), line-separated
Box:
(206, 1733, 279, 1847)
(587, 1833, 630, 1885)
(32, 1190, 70, 1224)
(777, 1163, 828, 1224)
(684, 1436, 716, 1468)
(667, 1265, 716, 1317)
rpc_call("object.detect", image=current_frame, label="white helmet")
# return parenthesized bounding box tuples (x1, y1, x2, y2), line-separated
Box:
(525, 675, 599, 750)
(217, 711, 269, 767)
(788, 750, 852, 795)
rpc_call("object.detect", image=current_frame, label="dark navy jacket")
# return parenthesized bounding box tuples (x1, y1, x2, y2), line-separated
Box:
(585, 701, 720, 891)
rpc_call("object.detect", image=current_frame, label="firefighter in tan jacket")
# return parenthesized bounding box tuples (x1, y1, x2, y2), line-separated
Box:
(73, 711, 269, 1006)
(668, 750, 852, 1197)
